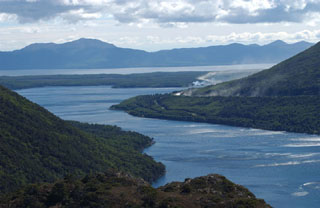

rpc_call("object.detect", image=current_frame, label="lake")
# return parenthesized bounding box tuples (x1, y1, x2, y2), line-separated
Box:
(17, 86, 320, 208)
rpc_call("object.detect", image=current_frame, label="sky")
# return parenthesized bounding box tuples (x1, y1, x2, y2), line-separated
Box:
(0, 0, 320, 52)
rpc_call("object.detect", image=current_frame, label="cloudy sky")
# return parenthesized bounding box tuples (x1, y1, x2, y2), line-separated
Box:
(0, 0, 320, 51)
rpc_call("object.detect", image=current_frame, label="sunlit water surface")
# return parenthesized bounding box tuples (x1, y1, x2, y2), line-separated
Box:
(17, 86, 320, 208)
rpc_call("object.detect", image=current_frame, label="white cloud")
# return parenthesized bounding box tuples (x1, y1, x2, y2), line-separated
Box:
(132, 30, 320, 47)
(0, 12, 17, 22)
(0, 0, 320, 51)
(60, 8, 102, 22)
(230, 0, 276, 13)
(0, 0, 320, 25)
(20, 26, 42, 34)
(204, 30, 320, 44)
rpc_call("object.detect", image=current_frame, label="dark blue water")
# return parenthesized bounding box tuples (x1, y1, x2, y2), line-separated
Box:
(17, 86, 320, 208)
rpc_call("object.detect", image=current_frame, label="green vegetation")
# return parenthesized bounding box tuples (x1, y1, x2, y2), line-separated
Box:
(0, 71, 206, 90)
(112, 94, 320, 134)
(0, 85, 164, 194)
(0, 170, 270, 208)
(112, 41, 320, 135)
(187, 41, 320, 97)
(0, 84, 271, 207)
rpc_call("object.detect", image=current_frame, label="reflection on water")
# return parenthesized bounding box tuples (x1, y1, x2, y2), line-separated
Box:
(17, 86, 320, 208)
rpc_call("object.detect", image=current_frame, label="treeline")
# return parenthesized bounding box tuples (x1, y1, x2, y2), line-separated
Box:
(112, 94, 320, 135)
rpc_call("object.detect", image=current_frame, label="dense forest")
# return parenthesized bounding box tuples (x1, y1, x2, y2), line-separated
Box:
(0, 85, 164, 194)
(112, 94, 320, 135)
(0, 72, 206, 90)
(0, 170, 270, 208)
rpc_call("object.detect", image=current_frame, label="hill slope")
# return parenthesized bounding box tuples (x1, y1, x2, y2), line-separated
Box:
(0, 38, 313, 69)
(186, 41, 320, 97)
(0, 171, 270, 208)
(111, 42, 320, 134)
(0, 85, 164, 194)
(112, 94, 320, 134)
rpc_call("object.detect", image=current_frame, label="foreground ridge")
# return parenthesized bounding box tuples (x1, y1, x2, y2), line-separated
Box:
(0, 171, 271, 208)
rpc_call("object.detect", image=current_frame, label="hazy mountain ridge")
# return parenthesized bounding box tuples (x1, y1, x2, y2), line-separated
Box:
(186, 41, 320, 97)
(0, 38, 313, 70)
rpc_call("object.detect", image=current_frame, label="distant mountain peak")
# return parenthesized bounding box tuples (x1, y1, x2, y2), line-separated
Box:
(267, 40, 287, 46)
(63, 38, 116, 49)
(227, 43, 245, 47)
(21, 38, 116, 51)
(22, 42, 56, 51)
(293, 40, 315, 47)
(70, 38, 112, 45)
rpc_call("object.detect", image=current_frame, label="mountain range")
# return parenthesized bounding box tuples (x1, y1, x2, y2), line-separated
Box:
(0, 38, 313, 70)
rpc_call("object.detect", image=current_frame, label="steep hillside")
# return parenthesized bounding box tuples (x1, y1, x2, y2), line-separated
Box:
(0, 38, 312, 69)
(0, 85, 164, 194)
(187, 41, 320, 97)
(0, 171, 270, 208)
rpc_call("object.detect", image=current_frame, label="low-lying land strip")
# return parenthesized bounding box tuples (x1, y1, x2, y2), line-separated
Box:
(0, 71, 206, 89)
(112, 94, 320, 135)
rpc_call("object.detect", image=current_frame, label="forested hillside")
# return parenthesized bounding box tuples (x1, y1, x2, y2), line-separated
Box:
(112, 41, 320, 135)
(0, 85, 164, 194)
(186, 41, 320, 97)
(112, 94, 320, 135)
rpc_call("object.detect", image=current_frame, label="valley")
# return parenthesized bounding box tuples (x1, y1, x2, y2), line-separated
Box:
(16, 85, 320, 208)
(1, 41, 319, 208)
(1, 0, 319, 207)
